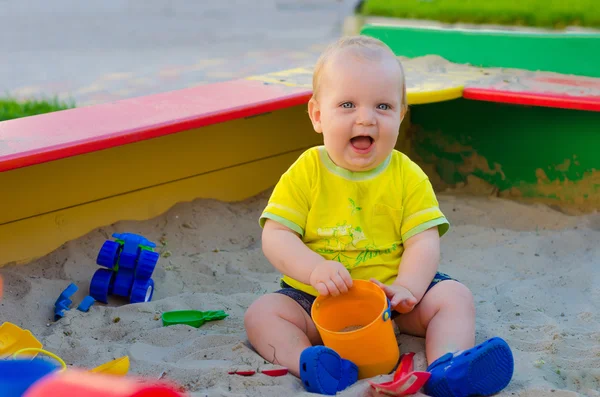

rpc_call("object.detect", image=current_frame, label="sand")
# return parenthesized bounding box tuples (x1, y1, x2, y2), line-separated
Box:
(1, 190, 599, 396)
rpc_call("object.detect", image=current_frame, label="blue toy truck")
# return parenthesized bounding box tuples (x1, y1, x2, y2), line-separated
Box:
(90, 233, 159, 304)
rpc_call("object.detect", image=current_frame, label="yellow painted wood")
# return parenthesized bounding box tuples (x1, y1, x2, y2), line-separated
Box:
(408, 86, 463, 105)
(0, 92, 418, 268)
(245, 58, 477, 105)
(0, 150, 311, 267)
(0, 105, 322, 267)
(0, 106, 316, 226)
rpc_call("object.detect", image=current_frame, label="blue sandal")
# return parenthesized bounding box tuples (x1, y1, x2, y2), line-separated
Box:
(424, 337, 514, 397)
(299, 346, 358, 395)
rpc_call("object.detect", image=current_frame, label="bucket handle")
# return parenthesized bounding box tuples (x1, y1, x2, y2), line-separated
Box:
(382, 298, 392, 322)
(12, 348, 67, 371)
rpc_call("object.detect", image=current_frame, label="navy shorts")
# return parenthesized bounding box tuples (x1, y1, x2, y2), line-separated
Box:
(274, 271, 456, 319)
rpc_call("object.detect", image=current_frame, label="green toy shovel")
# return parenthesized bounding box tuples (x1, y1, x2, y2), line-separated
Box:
(161, 310, 228, 328)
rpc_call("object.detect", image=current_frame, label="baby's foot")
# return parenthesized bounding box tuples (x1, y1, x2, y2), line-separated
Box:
(299, 346, 358, 395)
(424, 337, 514, 397)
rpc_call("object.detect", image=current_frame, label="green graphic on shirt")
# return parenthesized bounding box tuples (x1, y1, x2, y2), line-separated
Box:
(355, 242, 399, 265)
(348, 198, 362, 215)
(315, 198, 399, 268)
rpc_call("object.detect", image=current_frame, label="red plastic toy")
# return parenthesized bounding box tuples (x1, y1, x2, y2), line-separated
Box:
(261, 368, 288, 377)
(23, 369, 186, 397)
(368, 353, 430, 396)
(228, 367, 288, 377)
(228, 370, 256, 376)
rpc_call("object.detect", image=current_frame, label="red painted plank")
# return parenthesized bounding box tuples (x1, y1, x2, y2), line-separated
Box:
(463, 88, 600, 112)
(0, 79, 311, 172)
(532, 75, 600, 89)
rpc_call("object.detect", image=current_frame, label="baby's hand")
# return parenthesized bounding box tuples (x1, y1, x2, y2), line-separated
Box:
(309, 261, 353, 297)
(370, 279, 418, 314)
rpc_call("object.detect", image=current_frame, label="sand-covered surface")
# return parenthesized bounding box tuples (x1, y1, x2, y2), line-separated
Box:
(1, 190, 599, 396)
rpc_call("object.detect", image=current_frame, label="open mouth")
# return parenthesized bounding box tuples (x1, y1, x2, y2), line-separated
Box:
(350, 135, 374, 152)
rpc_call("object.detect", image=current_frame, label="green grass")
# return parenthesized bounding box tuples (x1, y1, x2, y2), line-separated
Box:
(0, 97, 75, 122)
(360, 0, 600, 29)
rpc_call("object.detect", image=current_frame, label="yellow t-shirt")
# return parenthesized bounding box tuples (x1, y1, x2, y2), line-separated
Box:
(259, 146, 449, 296)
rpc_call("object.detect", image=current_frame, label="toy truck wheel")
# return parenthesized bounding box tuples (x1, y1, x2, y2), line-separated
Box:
(136, 250, 159, 280)
(130, 278, 154, 304)
(90, 269, 114, 304)
(96, 240, 120, 269)
(113, 269, 135, 297)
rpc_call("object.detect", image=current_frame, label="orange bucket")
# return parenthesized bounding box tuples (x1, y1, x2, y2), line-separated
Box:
(311, 279, 399, 379)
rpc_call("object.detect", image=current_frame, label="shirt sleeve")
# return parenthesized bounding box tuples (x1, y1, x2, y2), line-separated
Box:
(401, 174, 450, 242)
(259, 153, 313, 236)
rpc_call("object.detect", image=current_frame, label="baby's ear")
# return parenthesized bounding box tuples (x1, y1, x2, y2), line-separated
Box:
(308, 98, 323, 133)
(399, 104, 408, 123)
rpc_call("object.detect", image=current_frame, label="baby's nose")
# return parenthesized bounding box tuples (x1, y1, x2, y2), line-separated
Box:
(356, 107, 376, 125)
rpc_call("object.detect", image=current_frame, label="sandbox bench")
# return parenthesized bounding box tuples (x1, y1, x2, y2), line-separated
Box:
(1, 25, 599, 268)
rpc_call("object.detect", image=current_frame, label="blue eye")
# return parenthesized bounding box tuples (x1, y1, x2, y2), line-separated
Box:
(377, 104, 391, 110)
(341, 102, 354, 108)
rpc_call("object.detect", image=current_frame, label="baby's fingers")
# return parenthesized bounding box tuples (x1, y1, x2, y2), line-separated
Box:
(315, 282, 329, 296)
(370, 278, 393, 297)
(339, 269, 353, 289)
(390, 295, 403, 309)
(370, 278, 385, 289)
(332, 273, 349, 294)
(325, 280, 341, 297)
(390, 292, 414, 307)
(394, 297, 417, 314)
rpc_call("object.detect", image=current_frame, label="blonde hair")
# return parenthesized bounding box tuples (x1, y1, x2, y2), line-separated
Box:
(312, 35, 408, 113)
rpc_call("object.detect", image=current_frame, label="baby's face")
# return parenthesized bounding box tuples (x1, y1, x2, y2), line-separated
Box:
(309, 49, 404, 172)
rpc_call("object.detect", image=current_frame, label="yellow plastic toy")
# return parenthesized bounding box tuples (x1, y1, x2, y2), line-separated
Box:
(12, 348, 67, 371)
(0, 322, 43, 359)
(0, 321, 129, 376)
(311, 279, 399, 379)
(91, 356, 130, 376)
(14, 348, 130, 376)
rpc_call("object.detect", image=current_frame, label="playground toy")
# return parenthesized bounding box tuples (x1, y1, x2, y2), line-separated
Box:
(0, 322, 43, 359)
(261, 368, 288, 377)
(16, 347, 130, 377)
(2, 321, 130, 376)
(0, 358, 59, 397)
(368, 352, 430, 396)
(90, 233, 159, 305)
(311, 279, 399, 379)
(161, 310, 228, 328)
(12, 348, 67, 371)
(53, 283, 78, 320)
(228, 368, 288, 377)
(77, 295, 96, 312)
(228, 370, 255, 376)
(23, 368, 186, 397)
(90, 355, 130, 376)
(54, 283, 96, 320)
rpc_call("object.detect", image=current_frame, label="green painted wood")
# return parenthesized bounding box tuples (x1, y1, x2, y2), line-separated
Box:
(361, 25, 600, 77)
(409, 99, 600, 206)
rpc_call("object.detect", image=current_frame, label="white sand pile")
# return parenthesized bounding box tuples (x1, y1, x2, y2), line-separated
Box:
(1, 191, 598, 396)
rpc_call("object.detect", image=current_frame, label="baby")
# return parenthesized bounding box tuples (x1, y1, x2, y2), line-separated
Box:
(244, 35, 514, 396)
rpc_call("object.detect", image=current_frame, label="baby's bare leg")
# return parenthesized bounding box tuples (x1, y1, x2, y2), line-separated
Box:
(244, 293, 322, 377)
(394, 280, 476, 364)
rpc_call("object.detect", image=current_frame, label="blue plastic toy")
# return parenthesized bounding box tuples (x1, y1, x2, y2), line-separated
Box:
(76, 296, 96, 312)
(89, 269, 113, 304)
(113, 269, 135, 297)
(54, 283, 79, 320)
(0, 358, 59, 397)
(54, 284, 97, 319)
(90, 233, 159, 304)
